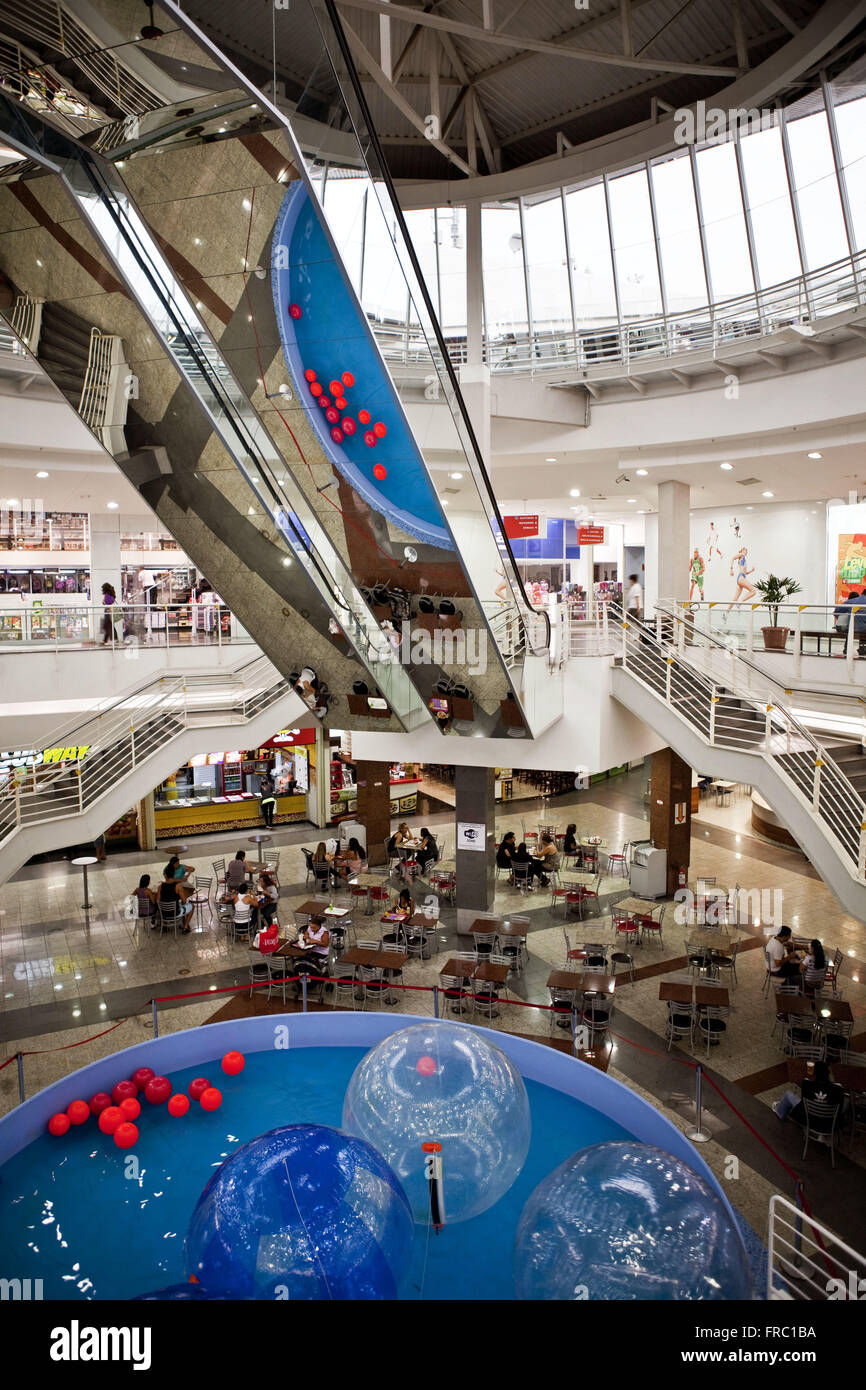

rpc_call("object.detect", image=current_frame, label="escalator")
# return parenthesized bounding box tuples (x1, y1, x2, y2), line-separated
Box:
(0, 0, 561, 741)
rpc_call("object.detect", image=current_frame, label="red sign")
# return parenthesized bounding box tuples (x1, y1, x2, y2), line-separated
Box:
(577, 526, 605, 545)
(503, 514, 540, 539)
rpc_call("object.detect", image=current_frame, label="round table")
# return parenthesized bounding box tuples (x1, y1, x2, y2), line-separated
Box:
(71, 855, 98, 910)
(248, 834, 273, 847)
(164, 844, 189, 856)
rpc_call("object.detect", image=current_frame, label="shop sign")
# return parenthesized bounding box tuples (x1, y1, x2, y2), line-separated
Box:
(577, 526, 605, 545)
(503, 514, 540, 539)
(0, 745, 89, 774)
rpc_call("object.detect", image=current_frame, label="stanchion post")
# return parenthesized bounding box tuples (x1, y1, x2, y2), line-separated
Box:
(16, 1051, 25, 1103)
(302, 975, 308, 1013)
(151, 999, 159, 1037)
(433, 985, 439, 1019)
(687, 1062, 711, 1142)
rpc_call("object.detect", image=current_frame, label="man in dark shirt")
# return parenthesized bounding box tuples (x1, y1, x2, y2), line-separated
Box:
(773, 1060, 845, 1125)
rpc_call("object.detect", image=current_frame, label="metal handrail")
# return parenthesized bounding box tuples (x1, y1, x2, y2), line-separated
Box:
(612, 603, 866, 877)
(0, 602, 250, 650)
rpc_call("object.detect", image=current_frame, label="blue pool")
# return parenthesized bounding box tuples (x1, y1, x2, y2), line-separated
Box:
(0, 1016, 742, 1301)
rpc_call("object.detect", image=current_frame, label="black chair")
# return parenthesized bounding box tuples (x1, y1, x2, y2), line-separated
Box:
(418, 595, 436, 614)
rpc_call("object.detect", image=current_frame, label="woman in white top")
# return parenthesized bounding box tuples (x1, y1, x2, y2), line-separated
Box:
(232, 888, 257, 928)
(303, 917, 330, 957)
(257, 873, 279, 924)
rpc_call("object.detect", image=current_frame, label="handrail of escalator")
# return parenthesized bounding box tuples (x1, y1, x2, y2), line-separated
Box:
(316, 0, 549, 658)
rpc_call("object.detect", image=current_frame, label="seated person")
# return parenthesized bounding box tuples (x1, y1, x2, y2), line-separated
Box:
(225, 850, 249, 891)
(415, 828, 438, 873)
(133, 873, 157, 924)
(232, 886, 258, 932)
(766, 925, 802, 981)
(165, 854, 194, 883)
(512, 841, 547, 884)
(800, 938, 827, 993)
(311, 841, 336, 885)
(394, 822, 414, 847)
(158, 870, 193, 930)
(336, 837, 367, 878)
(301, 915, 330, 958)
(496, 831, 516, 880)
(536, 833, 559, 879)
(562, 823, 578, 856)
(396, 888, 415, 918)
(773, 1059, 845, 1125)
(257, 873, 279, 924)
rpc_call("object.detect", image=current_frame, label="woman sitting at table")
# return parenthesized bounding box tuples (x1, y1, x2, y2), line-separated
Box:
(513, 840, 547, 886)
(562, 824, 578, 856)
(158, 869, 193, 931)
(232, 885, 258, 934)
(394, 822, 414, 848)
(397, 887, 415, 918)
(225, 850, 249, 892)
(773, 1059, 845, 1125)
(800, 939, 827, 993)
(301, 915, 330, 959)
(165, 854, 194, 883)
(496, 830, 517, 882)
(257, 872, 279, 925)
(415, 828, 438, 874)
(537, 833, 559, 879)
(332, 836, 367, 880)
(133, 873, 157, 926)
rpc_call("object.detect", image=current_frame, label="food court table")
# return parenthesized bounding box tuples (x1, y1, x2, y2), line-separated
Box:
(815, 998, 854, 1023)
(294, 901, 350, 919)
(659, 980, 730, 1008)
(341, 946, 407, 971)
(614, 896, 662, 918)
(248, 834, 273, 847)
(579, 837, 607, 849)
(248, 941, 307, 959)
(439, 958, 508, 984)
(71, 855, 98, 910)
(547, 969, 616, 994)
(787, 1058, 866, 1090)
(772, 993, 814, 1016)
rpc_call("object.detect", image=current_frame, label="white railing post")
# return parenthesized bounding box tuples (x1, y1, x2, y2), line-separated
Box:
(793, 606, 803, 678)
(747, 605, 755, 653)
(130, 723, 136, 770)
(812, 757, 822, 811)
(621, 618, 628, 666)
(665, 656, 673, 704)
(709, 690, 718, 743)
(859, 824, 866, 882)
(847, 608, 858, 680)
(77, 762, 84, 812)
(765, 703, 773, 749)
(602, 601, 608, 642)
(676, 615, 685, 656)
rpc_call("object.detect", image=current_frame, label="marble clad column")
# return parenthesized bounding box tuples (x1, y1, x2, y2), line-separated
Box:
(355, 761, 392, 865)
(656, 479, 690, 607)
(454, 764, 495, 930)
(650, 747, 692, 897)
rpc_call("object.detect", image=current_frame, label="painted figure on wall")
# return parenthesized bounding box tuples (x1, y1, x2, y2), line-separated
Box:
(726, 547, 756, 612)
(689, 548, 705, 601)
(706, 521, 722, 560)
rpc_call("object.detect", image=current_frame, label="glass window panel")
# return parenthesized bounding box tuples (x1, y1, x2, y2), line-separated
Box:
(564, 181, 617, 327)
(481, 202, 529, 343)
(738, 124, 802, 286)
(404, 207, 441, 323)
(361, 187, 411, 327)
(435, 207, 467, 334)
(522, 193, 572, 334)
(607, 168, 663, 318)
(830, 91, 866, 251)
(694, 142, 755, 300)
(650, 151, 709, 311)
(784, 109, 849, 268)
(321, 176, 367, 294)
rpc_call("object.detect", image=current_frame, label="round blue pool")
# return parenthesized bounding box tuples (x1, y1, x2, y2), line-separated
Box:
(0, 1015, 741, 1301)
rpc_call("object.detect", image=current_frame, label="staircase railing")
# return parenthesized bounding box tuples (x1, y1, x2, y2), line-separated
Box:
(612, 603, 866, 879)
(0, 657, 294, 849)
(77, 327, 129, 452)
(9, 292, 41, 352)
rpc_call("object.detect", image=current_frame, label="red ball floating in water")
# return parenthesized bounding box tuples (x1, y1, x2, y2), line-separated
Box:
(131, 1067, 154, 1093)
(325, 406, 339, 424)
(221, 1051, 245, 1076)
(335, 397, 347, 411)
(318, 394, 331, 409)
(373, 464, 387, 481)
(331, 427, 344, 444)
(188, 1077, 211, 1101)
(364, 431, 377, 448)
(98, 1106, 124, 1136)
(342, 417, 356, 436)
(342, 371, 354, 388)
(373, 421, 387, 439)
(328, 380, 342, 398)
(114, 1121, 138, 1150)
(48, 1112, 71, 1137)
(66, 1099, 90, 1126)
(120, 1097, 141, 1122)
(309, 381, 322, 396)
(288, 303, 302, 319)
(144, 1076, 172, 1106)
(304, 368, 317, 382)
(112, 1080, 137, 1106)
(200, 1087, 222, 1112)
(168, 1093, 190, 1117)
(416, 1055, 437, 1077)
(89, 1092, 112, 1117)
(358, 409, 371, 425)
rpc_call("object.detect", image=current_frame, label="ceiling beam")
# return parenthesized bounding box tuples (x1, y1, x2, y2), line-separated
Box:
(670, 369, 692, 387)
(635, 0, 701, 58)
(337, 0, 740, 76)
(392, 1, 449, 82)
(730, 0, 750, 70)
(627, 375, 648, 393)
(340, 18, 474, 175)
(582, 379, 602, 399)
(621, 0, 633, 59)
(758, 349, 786, 369)
(438, 30, 500, 172)
(754, 0, 801, 37)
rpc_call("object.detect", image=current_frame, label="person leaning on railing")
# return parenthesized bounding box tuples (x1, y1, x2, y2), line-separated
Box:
(834, 590, 866, 655)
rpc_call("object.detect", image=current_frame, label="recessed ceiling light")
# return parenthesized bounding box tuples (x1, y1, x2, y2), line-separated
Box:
(720, 462, 733, 470)
(442, 499, 449, 507)
(762, 491, 774, 498)
(627, 498, 636, 503)
(569, 506, 581, 511)
(248, 506, 255, 514)
(449, 472, 463, 480)
(545, 457, 557, 462)
(746, 505, 754, 510)
(635, 468, 648, 477)
(282, 557, 292, 567)
(807, 451, 822, 460)
(569, 488, 580, 497)
(242, 198, 252, 210)
(106, 501, 119, 510)
(35, 470, 49, 478)
(6, 499, 19, 507)
(36, 259, 43, 267)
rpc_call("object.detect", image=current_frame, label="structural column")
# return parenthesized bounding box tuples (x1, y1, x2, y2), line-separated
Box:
(454, 764, 495, 929)
(655, 479, 690, 612)
(137, 792, 156, 851)
(89, 510, 122, 600)
(355, 760, 392, 865)
(460, 198, 491, 464)
(649, 747, 692, 897)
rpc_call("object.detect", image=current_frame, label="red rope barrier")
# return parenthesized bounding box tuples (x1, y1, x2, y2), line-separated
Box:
(6, 1017, 131, 1059)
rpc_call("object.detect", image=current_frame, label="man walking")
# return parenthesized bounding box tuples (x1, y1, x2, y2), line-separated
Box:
(259, 772, 276, 828)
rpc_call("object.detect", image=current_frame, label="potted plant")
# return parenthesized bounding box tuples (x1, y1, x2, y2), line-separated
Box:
(754, 575, 802, 651)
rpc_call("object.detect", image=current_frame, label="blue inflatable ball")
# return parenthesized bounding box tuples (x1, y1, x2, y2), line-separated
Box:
(342, 1022, 531, 1224)
(185, 1124, 413, 1300)
(514, 1142, 753, 1301)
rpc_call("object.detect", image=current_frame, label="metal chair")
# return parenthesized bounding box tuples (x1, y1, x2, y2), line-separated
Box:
(266, 852, 281, 888)
(686, 940, 712, 979)
(441, 973, 469, 1015)
(380, 940, 406, 1004)
(696, 1004, 730, 1057)
(613, 908, 639, 948)
(579, 875, 600, 917)
(266, 954, 290, 1004)
(512, 862, 532, 893)
(638, 905, 665, 947)
(249, 958, 270, 997)
(581, 943, 608, 969)
(710, 936, 739, 988)
(300, 848, 316, 886)
(157, 899, 186, 936)
(606, 842, 630, 877)
(549, 986, 576, 1033)
(562, 929, 583, 966)
(369, 881, 392, 914)
(802, 1098, 842, 1168)
(472, 931, 497, 962)
(789, 1040, 826, 1062)
(824, 947, 844, 988)
(384, 838, 401, 874)
(189, 875, 213, 925)
(610, 949, 634, 986)
(430, 869, 455, 905)
(312, 862, 332, 893)
(582, 994, 613, 1043)
(665, 1000, 695, 1051)
(472, 954, 507, 1022)
(818, 1016, 854, 1062)
(211, 858, 227, 892)
(330, 961, 357, 1010)
(771, 980, 802, 1040)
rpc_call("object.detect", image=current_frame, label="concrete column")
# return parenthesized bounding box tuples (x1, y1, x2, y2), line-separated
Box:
(355, 760, 392, 866)
(649, 747, 692, 897)
(460, 198, 492, 465)
(137, 791, 156, 851)
(656, 479, 690, 609)
(305, 723, 331, 829)
(89, 510, 122, 600)
(454, 764, 495, 929)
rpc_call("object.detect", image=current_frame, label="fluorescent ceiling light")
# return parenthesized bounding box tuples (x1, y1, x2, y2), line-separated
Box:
(635, 468, 648, 477)
(36, 471, 49, 479)
(807, 451, 822, 460)
(627, 498, 636, 503)
(449, 472, 463, 480)
(762, 491, 774, 498)
(720, 462, 733, 470)
(106, 501, 119, 510)
(545, 457, 557, 462)
(569, 488, 580, 497)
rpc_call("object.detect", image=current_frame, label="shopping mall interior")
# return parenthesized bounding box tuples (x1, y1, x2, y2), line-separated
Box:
(0, 0, 864, 1318)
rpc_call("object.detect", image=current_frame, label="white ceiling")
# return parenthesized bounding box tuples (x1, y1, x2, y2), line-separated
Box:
(0, 453, 149, 517)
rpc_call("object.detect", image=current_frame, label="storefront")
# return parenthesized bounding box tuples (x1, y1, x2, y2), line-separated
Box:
(329, 746, 421, 821)
(153, 729, 315, 838)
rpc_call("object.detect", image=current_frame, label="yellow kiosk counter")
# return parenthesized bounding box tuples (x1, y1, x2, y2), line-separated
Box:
(154, 791, 307, 839)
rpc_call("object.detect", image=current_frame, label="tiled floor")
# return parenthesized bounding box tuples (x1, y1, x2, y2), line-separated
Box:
(2, 768, 864, 1252)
